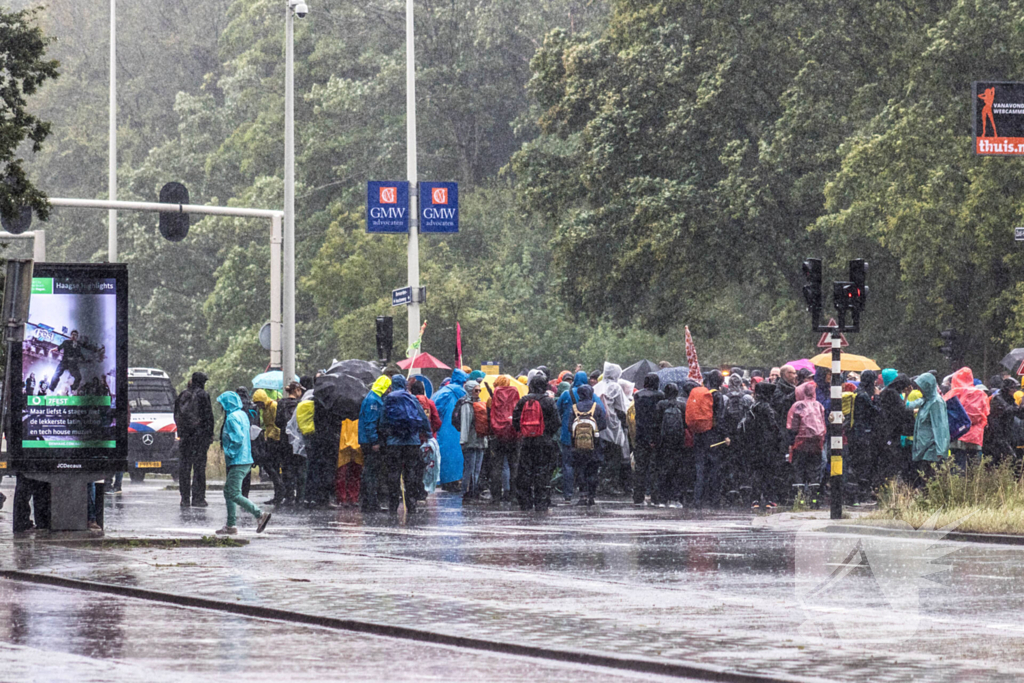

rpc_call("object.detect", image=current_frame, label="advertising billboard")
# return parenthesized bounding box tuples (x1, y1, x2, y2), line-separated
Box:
(10, 263, 128, 472)
(973, 81, 1024, 155)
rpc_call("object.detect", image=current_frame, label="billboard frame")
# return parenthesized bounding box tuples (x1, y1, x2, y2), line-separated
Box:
(9, 262, 129, 473)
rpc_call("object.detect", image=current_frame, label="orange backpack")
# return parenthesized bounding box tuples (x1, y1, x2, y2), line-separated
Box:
(685, 387, 715, 434)
(471, 401, 490, 437)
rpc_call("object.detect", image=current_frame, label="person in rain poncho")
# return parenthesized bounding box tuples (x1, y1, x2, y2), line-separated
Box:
(216, 391, 271, 535)
(252, 389, 285, 505)
(944, 367, 989, 471)
(556, 371, 606, 501)
(358, 375, 391, 512)
(275, 381, 305, 505)
(786, 382, 826, 491)
(434, 369, 469, 487)
(912, 373, 950, 480)
(593, 363, 631, 489)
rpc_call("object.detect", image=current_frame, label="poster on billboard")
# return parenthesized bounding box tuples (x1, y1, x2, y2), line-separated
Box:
(9, 263, 128, 472)
(973, 81, 1024, 155)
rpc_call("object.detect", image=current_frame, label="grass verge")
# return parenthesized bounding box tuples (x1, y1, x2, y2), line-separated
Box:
(866, 458, 1024, 535)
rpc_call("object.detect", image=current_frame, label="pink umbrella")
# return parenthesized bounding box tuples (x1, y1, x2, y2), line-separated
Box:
(787, 359, 816, 374)
(397, 353, 452, 370)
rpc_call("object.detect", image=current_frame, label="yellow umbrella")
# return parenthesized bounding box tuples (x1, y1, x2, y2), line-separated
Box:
(478, 375, 527, 402)
(810, 352, 881, 372)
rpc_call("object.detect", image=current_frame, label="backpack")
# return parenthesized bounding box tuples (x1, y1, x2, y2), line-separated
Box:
(720, 392, 747, 436)
(571, 404, 599, 450)
(660, 402, 685, 446)
(450, 396, 471, 432)
(176, 388, 202, 432)
(472, 401, 490, 437)
(946, 395, 972, 441)
(686, 386, 715, 434)
(489, 387, 519, 441)
(519, 398, 545, 438)
(385, 390, 425, 439)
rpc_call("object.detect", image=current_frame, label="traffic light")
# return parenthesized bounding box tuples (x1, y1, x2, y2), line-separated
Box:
(802, 258, 822, 329)
(375, 316, 393, 363)
(158, 182, 190, 241)
(833, 281, 856, 310)
(849, 259, 868, 310)
(939, 328, 957, 358)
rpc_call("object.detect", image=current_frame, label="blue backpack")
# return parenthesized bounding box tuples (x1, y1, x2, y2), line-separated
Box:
(945, 396, 972, 441)
(384, 390, 424, 438)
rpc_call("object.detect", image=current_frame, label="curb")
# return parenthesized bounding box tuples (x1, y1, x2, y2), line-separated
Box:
(0, 570, 817, 683)
(816, 524, 1024, 547)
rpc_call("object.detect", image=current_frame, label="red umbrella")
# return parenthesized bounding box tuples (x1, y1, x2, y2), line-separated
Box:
(397, 353, 451, 370)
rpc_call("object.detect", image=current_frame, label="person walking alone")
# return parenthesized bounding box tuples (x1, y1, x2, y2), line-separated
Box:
(174, 372, 215, 508)
(216, 391, 271, 535)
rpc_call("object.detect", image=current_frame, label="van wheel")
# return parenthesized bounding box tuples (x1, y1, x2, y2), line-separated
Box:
(129, 471, 145, 484)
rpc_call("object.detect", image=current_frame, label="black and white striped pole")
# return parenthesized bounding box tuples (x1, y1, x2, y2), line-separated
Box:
(829, 327, 844, 520)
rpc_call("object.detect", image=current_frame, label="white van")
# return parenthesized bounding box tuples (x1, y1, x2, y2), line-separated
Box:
(126, 367, 179, 482)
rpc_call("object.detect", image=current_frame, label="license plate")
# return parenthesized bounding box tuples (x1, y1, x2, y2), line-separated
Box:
(136, 461, 161, 468)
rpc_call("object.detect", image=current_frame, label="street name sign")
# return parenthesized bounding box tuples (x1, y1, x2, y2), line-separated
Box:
(419, 182, 458, 233)
(367, 181, 410, 233)
(392, 286, 412, 306)
(973, 81, 1024, 155)
(392, 286, 426, 307)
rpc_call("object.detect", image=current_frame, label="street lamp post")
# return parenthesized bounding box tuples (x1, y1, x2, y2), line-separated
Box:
(406, 0, 420, 353)
(109, 0, 117, 262)
(283, 0, 307, 383)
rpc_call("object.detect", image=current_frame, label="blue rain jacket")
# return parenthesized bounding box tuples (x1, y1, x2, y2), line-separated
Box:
(218, 391, 254, 467)
(434, 369, 468, 484)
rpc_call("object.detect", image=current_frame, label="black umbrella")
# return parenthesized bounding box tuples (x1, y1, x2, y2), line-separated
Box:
(621, 359, 660, 385)
(326, 359, 380, 386)
(656, 366, 691, 390)
(313, 372, 368, 425)
(1001, 348, 1024, 373)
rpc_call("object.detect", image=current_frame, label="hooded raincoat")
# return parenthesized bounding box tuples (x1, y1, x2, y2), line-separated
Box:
(218, 391, 253, 467)
(787, 382, 826, 453)
(557, 372, 607, 445)
(944, 367, 989, 446)
(252, 389, 281, 442)
(434, 369, 469, 484)
(913, 373, 950, 462)
(358, 375, 391, 445)
(593, 362, 631, 457)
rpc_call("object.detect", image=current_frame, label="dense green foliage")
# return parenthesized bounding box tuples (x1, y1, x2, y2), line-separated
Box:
(15, 0, 1024, 392)
(0, 6, 59, 221)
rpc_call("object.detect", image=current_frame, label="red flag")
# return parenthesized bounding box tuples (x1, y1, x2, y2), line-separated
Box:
(685, 326, 703, 384)
(456, 322, 463, 369)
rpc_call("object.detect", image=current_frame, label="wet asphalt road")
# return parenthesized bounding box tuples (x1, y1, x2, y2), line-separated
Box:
(1, 478, 1024, 682)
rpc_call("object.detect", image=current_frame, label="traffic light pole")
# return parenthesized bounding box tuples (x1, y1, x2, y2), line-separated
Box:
(45, 197, 286, 373)
(829, 327, 845, 520)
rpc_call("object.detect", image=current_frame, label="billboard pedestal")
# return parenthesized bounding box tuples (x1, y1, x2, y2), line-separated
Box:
(26, 473, 112, 532)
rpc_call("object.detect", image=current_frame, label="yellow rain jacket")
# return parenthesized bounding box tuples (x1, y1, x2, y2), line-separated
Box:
(338, 419, 363, 467)
(252, 389, 281, 441)
(296, 400, 315, 435)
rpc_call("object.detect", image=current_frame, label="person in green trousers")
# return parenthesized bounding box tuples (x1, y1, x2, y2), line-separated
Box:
(216, 391, 271, 535)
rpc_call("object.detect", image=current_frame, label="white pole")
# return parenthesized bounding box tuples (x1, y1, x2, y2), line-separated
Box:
(270, 214, 283, 370)
(283, 3, 297, 382)
(32, 230, 45, 262)
(406, 0, 420, 355)
(108, 0, 117, 262)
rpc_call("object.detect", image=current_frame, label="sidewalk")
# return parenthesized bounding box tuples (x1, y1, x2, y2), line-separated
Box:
(2, 480, 1024, 682)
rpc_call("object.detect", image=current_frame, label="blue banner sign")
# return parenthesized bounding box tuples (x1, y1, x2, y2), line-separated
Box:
(419, 182, 458, 233)
(367, 181, 410, 233)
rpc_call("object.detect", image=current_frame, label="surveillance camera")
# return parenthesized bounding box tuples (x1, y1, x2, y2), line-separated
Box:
(292, 1, 308, 17)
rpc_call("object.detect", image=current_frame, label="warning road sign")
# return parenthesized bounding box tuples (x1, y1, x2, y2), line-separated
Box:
(817, 318, 850, 348)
